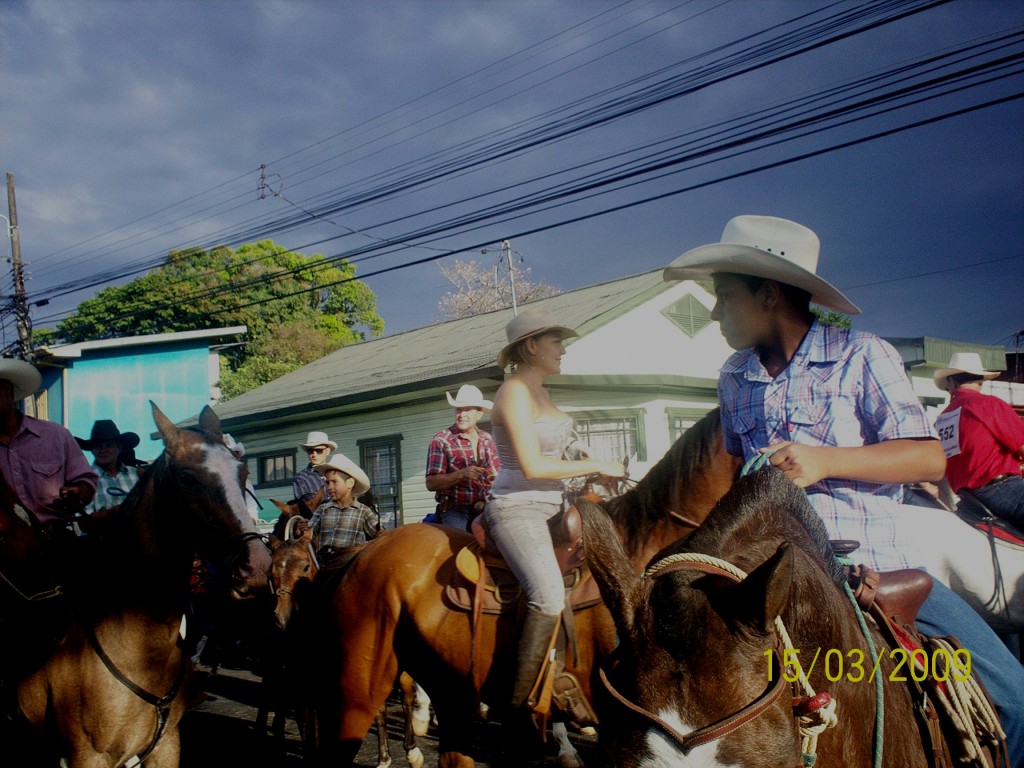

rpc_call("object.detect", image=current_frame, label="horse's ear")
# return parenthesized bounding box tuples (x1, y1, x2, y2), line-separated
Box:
(577, 498, 643, 637)
(299, 527, 313, 544)
(271, 499, 291, 515)
(718, 543, 794, 633)
(269, 535, 283, 551)
(198, 406, 223, 438)
(151, 401, 181, 447)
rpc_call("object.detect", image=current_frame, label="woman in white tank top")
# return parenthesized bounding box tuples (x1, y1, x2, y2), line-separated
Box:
(485, 307, 625, 733)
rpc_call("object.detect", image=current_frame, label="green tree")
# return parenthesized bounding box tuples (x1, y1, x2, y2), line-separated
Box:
(812, 307, 852, 328)
(55, 240, 384, 398)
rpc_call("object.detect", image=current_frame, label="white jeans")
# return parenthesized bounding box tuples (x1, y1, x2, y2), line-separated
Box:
(484, 497, 565, 615)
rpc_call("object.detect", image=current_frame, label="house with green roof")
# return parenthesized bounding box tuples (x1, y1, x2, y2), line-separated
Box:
(210, 270, 733, 527)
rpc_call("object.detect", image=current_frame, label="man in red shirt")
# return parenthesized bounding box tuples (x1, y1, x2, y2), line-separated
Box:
(425, 384, 500, 531)
(935, 352, 1024, 530)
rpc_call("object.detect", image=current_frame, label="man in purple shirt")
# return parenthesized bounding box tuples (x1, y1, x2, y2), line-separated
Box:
(664, 214, 1023, 762)
(0, 358, 96, 525)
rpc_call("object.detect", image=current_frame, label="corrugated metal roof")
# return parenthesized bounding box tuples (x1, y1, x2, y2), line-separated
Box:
(213, 269, 670, 423)
(39, 326, 248, 359)
(886, 336, 1007, 371)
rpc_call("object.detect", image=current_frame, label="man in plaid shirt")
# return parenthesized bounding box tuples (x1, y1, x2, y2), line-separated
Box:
(664, 214, 1023, 763)
(425, 385, 500, 531)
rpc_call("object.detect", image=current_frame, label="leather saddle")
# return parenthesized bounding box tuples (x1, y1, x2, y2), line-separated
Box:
(831, 539, 932, 624)
(832, 539, 1010, 767)
(955, 491, 1024, 545)
(444, 505, 601, 615)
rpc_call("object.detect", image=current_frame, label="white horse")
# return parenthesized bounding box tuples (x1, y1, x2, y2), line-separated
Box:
(896, 491, 1024, 635)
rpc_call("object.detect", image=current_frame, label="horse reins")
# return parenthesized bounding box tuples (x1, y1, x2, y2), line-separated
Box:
(597, 552, 837, 764)
(81, 621, 187, 767)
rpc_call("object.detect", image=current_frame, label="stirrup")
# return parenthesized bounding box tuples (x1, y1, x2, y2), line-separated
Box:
(552, 671, 599, 728)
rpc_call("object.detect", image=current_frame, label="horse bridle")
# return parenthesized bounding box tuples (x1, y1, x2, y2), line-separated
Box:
(597, 555, 792, 757)
(81, 621, 186, 766)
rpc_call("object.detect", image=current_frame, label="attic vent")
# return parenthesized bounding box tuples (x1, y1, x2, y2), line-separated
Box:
(662, 294, 712, 338)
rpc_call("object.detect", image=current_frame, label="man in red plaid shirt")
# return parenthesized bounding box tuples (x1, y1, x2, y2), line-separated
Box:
(425, 384, 500, 531)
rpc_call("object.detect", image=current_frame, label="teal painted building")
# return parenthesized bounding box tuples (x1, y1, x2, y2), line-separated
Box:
(34, 327, 246, 461)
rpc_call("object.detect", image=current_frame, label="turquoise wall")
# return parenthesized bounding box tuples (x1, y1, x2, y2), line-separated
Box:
(64, 342, 213, 462)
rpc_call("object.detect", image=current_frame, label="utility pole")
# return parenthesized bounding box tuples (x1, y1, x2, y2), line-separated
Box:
(501, 239, 518, 315)
(6, 172, 31, 362)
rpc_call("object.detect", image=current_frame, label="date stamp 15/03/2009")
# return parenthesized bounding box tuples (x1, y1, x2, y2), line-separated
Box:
(764, 646, 972, 684)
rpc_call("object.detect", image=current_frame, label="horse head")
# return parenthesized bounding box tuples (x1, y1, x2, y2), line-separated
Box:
(150, 401, 271, 597)
(269, 519, 318, 630)
(579, 469, 848, 767)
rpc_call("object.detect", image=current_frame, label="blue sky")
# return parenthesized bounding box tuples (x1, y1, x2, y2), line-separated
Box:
(2, 0, 1022, 353)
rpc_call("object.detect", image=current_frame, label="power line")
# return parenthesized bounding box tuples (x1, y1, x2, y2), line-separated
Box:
(26, 0, 967, 312)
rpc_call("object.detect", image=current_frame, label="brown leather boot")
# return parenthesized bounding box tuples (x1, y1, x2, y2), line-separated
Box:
(512, 606, 560, 708)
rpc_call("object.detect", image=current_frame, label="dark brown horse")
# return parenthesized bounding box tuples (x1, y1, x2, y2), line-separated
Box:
(578, 467, 941, 767)
(308, 407, 739, 767)
(0, 484, 67, 685)
(11, 403, 272, 768)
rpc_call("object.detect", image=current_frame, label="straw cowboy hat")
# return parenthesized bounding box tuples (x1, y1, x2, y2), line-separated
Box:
(300, 430, 338, 451)
(314, 452, 371, 496)
(497, 307, 579, 369)
(75, 419, 141, 452)
(446, 384, 493, 411)
(934, 352, 1000, 391)
(0, 357, 42, 402)
(662, 215, 861, 315)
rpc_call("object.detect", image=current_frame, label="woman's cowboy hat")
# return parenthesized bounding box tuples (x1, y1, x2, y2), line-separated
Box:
(75, 419, 141, 452)
(497, 307, 578, 368)
(446, 384, 493, 411)
(314, 452, 371, 496)
(934, 352, 1000, 391)
(0, 358, 42, 402)
(300, 430, 338, 451)
(662, 215, 861, 315)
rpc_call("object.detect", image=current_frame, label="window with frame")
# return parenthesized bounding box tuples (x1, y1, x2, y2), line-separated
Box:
(359, 434, 403, 530)
(668, 407, 715, 444)
(256, 451, 296, 486)
(572, 411, 644, 462)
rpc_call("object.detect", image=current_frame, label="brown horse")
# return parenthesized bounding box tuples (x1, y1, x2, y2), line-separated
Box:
(10, 403, 272, 768)
(268, 513, 430, 768)
(578, 467, 951, 767)
(308, 407, 739, 767)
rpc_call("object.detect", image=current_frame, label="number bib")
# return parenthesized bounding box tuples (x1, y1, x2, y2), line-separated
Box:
(934, 408, 961, 458)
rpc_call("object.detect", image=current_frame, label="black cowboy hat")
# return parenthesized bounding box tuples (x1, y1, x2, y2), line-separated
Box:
(75, 419, 141, 452)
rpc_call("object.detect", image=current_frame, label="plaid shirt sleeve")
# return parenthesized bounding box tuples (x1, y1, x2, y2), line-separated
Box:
(292, 466, 325, 503)
(856, 334, 935, 443)
(425, 433, 449, 477)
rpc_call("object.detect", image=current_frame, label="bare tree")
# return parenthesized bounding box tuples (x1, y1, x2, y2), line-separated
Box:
(437, 259, 560, 319)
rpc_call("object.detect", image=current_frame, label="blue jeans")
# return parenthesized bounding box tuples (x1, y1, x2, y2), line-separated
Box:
(970, 475, 1024, 530)
(916, 578, 1024, 765)
(438, 507, 474, 532)
(484, 497, 565, 615)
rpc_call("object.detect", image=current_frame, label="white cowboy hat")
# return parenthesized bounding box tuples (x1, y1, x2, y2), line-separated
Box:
(223, 433, 246, 458)
(446, 384, 493, 411)
(662, 215, 861, 315)
(0, 358, 42, 402)
(934, 352, 1000, 391)
(313, 452, 371, 496)
(497, 307, 578, 369)
(300, 430, 338, 451)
